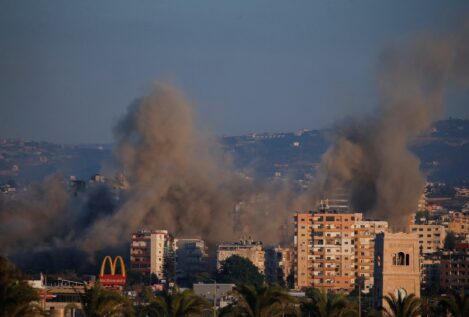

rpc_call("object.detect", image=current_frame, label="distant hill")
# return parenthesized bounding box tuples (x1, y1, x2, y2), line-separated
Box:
(1, 118, 468, 184)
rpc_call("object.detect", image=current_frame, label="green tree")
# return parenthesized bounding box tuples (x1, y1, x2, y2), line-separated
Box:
(216, 255, 264, 286)
(380, 292, 421, 317)
(0, 256, 45, 317)
(77, 283, 134, 317)
(301, 288, 356, 317)
(140, 288, 210, 317)
(438, 290, 469, 317)
(444, 231, 457, 250)
(220, 283, 299, 317)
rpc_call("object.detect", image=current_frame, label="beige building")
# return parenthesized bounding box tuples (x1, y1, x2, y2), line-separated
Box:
(130, 229, 175, 280)
(448, 212, 469, 234)
(217, 239, 265, 273)
(408, 224, 446, 253)
(373, 232, 420, 309)
(294, 210, 363, 292)
(354, 220, 388, 293)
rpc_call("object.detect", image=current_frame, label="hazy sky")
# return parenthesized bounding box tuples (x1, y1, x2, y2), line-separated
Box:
(1, 0, 469, 143)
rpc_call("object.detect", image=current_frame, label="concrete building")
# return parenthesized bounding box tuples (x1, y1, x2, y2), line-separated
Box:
(217, 238, 265, 273)
(265, 246, 293, 286)
(420, 252, 441, 294)
(294, 210, 363, 292)
(408, 224, 446, 254)
(440, 248, 469, 290)
(354, 220, 388, 293)
(448, 211, 469, 235)
(373, 232, 420, 309)
(175, 238, 208, 285)
(130, 229, 175, 280)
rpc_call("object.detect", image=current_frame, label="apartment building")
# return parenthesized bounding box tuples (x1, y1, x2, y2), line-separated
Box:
(440, 248, 469, 290)
(294, 210, 363, 292)
(354, 220, 388, 293)
(408, 224, 446, 253)
(217, 238, 265, 273)
(175, 238, 208, 284)
(130, 229, 175, 280)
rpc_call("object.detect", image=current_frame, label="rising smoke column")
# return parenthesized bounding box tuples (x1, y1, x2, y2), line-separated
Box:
(81, 84, 248, 251)
(315, 27, 469, 229)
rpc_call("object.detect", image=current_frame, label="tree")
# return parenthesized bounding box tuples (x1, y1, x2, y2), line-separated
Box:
(216, 255, 264, 286)
(77, 283, 134, 317)
(140, 288, 210, 317)
(0, 256, 45, 317)
(438, 290, 469, 317)
(380, 292, 421, 317)
(301, 288, 356, 317)
(220, 283, 299, 317)
(444, 231, 457, 250)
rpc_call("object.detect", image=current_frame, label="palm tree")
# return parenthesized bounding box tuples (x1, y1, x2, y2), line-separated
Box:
(438, 290, 469, 317)
(380, 292, 421, 317)
(77, 283, 134, 317)
(0, 256, 45, 317)
(301, 288, 356, 317)
(140, 288, 210, 317)
(220, 283, 299, 317)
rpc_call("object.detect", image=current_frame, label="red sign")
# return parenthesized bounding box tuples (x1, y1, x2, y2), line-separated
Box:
(99, 256, 127, 288)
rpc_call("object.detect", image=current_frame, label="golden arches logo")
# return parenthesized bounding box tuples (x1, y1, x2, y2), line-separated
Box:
(100, 256, 126, 277)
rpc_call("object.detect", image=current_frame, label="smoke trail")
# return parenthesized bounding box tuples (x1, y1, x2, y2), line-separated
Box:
(314, 27, 469, 229)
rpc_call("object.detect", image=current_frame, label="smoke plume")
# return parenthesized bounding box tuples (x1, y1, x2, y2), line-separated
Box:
(314, 27, 469, 228)
(81, 84, 261, 251)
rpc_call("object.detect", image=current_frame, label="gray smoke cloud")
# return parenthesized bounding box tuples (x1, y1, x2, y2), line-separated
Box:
(313, 26, 469, 229)
(81, 83, 294, 251)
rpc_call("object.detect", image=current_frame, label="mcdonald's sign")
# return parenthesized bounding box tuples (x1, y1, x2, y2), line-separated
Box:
(99, 256, 127, 286)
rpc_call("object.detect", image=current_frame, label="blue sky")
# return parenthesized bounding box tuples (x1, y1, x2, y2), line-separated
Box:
(1, 0, 469, 143)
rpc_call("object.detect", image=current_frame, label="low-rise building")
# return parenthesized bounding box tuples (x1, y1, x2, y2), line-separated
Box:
(217, 238, 265, 273)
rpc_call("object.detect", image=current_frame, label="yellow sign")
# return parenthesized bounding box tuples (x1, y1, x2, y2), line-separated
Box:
(99, 255, 126, 277)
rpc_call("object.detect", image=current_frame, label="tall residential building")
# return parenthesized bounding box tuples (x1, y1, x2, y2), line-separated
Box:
(373, 232, 420, 309)
(408, 224, 446, 254)
(294, 210, 363, 292)
(354, 220, 388, 293)
(175, 238, 208, 285)
(130, 229, 175, 280)
(217, 238, 265, 273)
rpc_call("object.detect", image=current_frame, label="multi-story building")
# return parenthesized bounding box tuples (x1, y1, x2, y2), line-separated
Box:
(217, 238, 265, 273)
(448, 212, 469, 235)
(440, 248, 469, 290)
(294, 210, 363, 292)
(354, 220, 388, 293)
(175, 238, 208, 285)
(373, 232, 420, 309)
(420, 252, 441, 294)
(130, 229, 175, 280)
(265, 246, 293, 286)
(408, 224, 446, 254)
